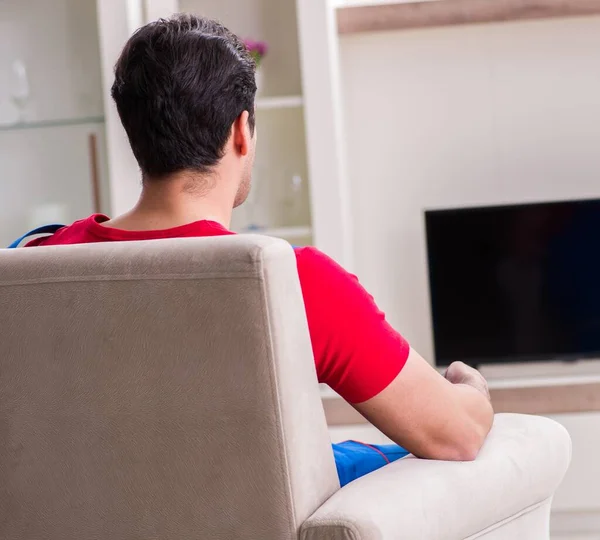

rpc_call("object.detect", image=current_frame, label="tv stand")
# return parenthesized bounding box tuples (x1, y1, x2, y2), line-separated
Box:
(478, 357, 600, 382)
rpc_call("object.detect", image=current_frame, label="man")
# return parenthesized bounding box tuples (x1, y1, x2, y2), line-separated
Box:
(28, 14, 493, 468)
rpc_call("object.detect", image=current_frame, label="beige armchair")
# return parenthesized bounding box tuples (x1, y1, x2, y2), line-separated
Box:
(0, 235, 571, 539)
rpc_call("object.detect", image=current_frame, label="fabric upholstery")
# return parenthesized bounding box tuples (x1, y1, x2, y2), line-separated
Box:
(301, 414, 571, 540)
(0, 236, 339, 540)
(470, 498, 552, 539)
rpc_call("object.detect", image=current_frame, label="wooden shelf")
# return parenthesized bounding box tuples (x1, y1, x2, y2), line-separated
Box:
(337, 0, 600, 34)
(255, 96, 304, 111)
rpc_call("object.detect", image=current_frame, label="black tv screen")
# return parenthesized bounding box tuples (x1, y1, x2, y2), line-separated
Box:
(425, 199, 600, 367)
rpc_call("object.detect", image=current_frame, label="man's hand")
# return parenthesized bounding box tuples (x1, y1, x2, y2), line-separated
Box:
(445, 361, 490, 400)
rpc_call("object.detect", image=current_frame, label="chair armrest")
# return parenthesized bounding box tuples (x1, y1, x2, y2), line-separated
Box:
(301, 414, 571, 540)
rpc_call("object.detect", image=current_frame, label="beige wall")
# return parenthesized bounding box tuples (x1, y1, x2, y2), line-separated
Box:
(340, 16, 600, 362)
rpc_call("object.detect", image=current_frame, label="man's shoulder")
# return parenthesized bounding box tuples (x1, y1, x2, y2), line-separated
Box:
(293, 246, 356, 293)
(294, 246, 342, 275)
(30, 215, 99, 246)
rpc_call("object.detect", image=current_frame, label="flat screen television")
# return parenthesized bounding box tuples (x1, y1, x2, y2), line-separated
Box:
(425, 198, 600, 367)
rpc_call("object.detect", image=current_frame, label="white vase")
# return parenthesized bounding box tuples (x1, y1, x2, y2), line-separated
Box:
(10, 59, 30, 123)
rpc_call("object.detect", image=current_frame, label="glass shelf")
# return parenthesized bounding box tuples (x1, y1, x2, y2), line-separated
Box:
(255, 96, 303, 111)
(0, 116, 105, 133)
(242, 225, 312, 240)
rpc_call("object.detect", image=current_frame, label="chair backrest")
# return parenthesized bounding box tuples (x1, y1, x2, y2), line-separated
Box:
(0, 235, 339, 540)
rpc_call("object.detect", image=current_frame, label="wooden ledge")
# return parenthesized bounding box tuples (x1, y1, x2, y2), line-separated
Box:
(337, 0, 600, 35)
(323, 381, 600, 426)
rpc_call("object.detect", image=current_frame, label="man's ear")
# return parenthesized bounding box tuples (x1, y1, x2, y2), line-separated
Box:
(233, 110, 251, 157)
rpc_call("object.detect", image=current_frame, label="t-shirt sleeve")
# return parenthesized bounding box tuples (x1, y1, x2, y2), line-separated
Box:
(295, 247, 410, 404)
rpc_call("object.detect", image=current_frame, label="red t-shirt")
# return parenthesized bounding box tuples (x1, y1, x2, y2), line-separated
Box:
(28, 215, 409, 403)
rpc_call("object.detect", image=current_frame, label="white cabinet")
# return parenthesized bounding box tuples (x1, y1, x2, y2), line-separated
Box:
(0, 0, 107, 246)
(178, 0, 311, 243)
(0, 0, 177, 245)
(0, 0, 155, 245)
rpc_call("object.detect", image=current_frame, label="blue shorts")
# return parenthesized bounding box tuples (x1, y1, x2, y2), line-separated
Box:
(333, 441, 409, 487)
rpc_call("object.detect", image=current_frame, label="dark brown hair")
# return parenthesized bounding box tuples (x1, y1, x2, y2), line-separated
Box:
(111, 13, 256, 178)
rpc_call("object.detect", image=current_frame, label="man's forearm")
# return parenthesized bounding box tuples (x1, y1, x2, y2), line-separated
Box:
(453, 383, 494, 458)
(399, 383, 493, 462)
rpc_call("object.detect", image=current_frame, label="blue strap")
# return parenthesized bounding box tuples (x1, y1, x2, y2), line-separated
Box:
(7, 224, 65, 249)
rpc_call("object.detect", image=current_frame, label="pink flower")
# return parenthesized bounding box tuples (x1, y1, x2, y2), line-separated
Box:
(243, 38, 268, 60)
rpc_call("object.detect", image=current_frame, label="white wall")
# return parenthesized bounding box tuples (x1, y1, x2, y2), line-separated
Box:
(340, 16, 600, 362)
(339, 16, 600, 532)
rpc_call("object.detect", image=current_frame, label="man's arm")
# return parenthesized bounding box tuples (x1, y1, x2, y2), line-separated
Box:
(355, 350, 493, 461)
(295, 247, 493, 461)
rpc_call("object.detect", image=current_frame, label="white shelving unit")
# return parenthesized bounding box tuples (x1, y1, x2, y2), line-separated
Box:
(177, 0, 314, 246)
(98, 0, 353, 261)
(0, 0, 109, 247)
(296, 0, 353, 267)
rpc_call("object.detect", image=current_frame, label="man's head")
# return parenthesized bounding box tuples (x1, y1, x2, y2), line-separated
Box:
(111, 14, 257, 206)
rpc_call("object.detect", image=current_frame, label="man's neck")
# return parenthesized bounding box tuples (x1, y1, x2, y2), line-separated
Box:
(104, 171, 236, 232)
